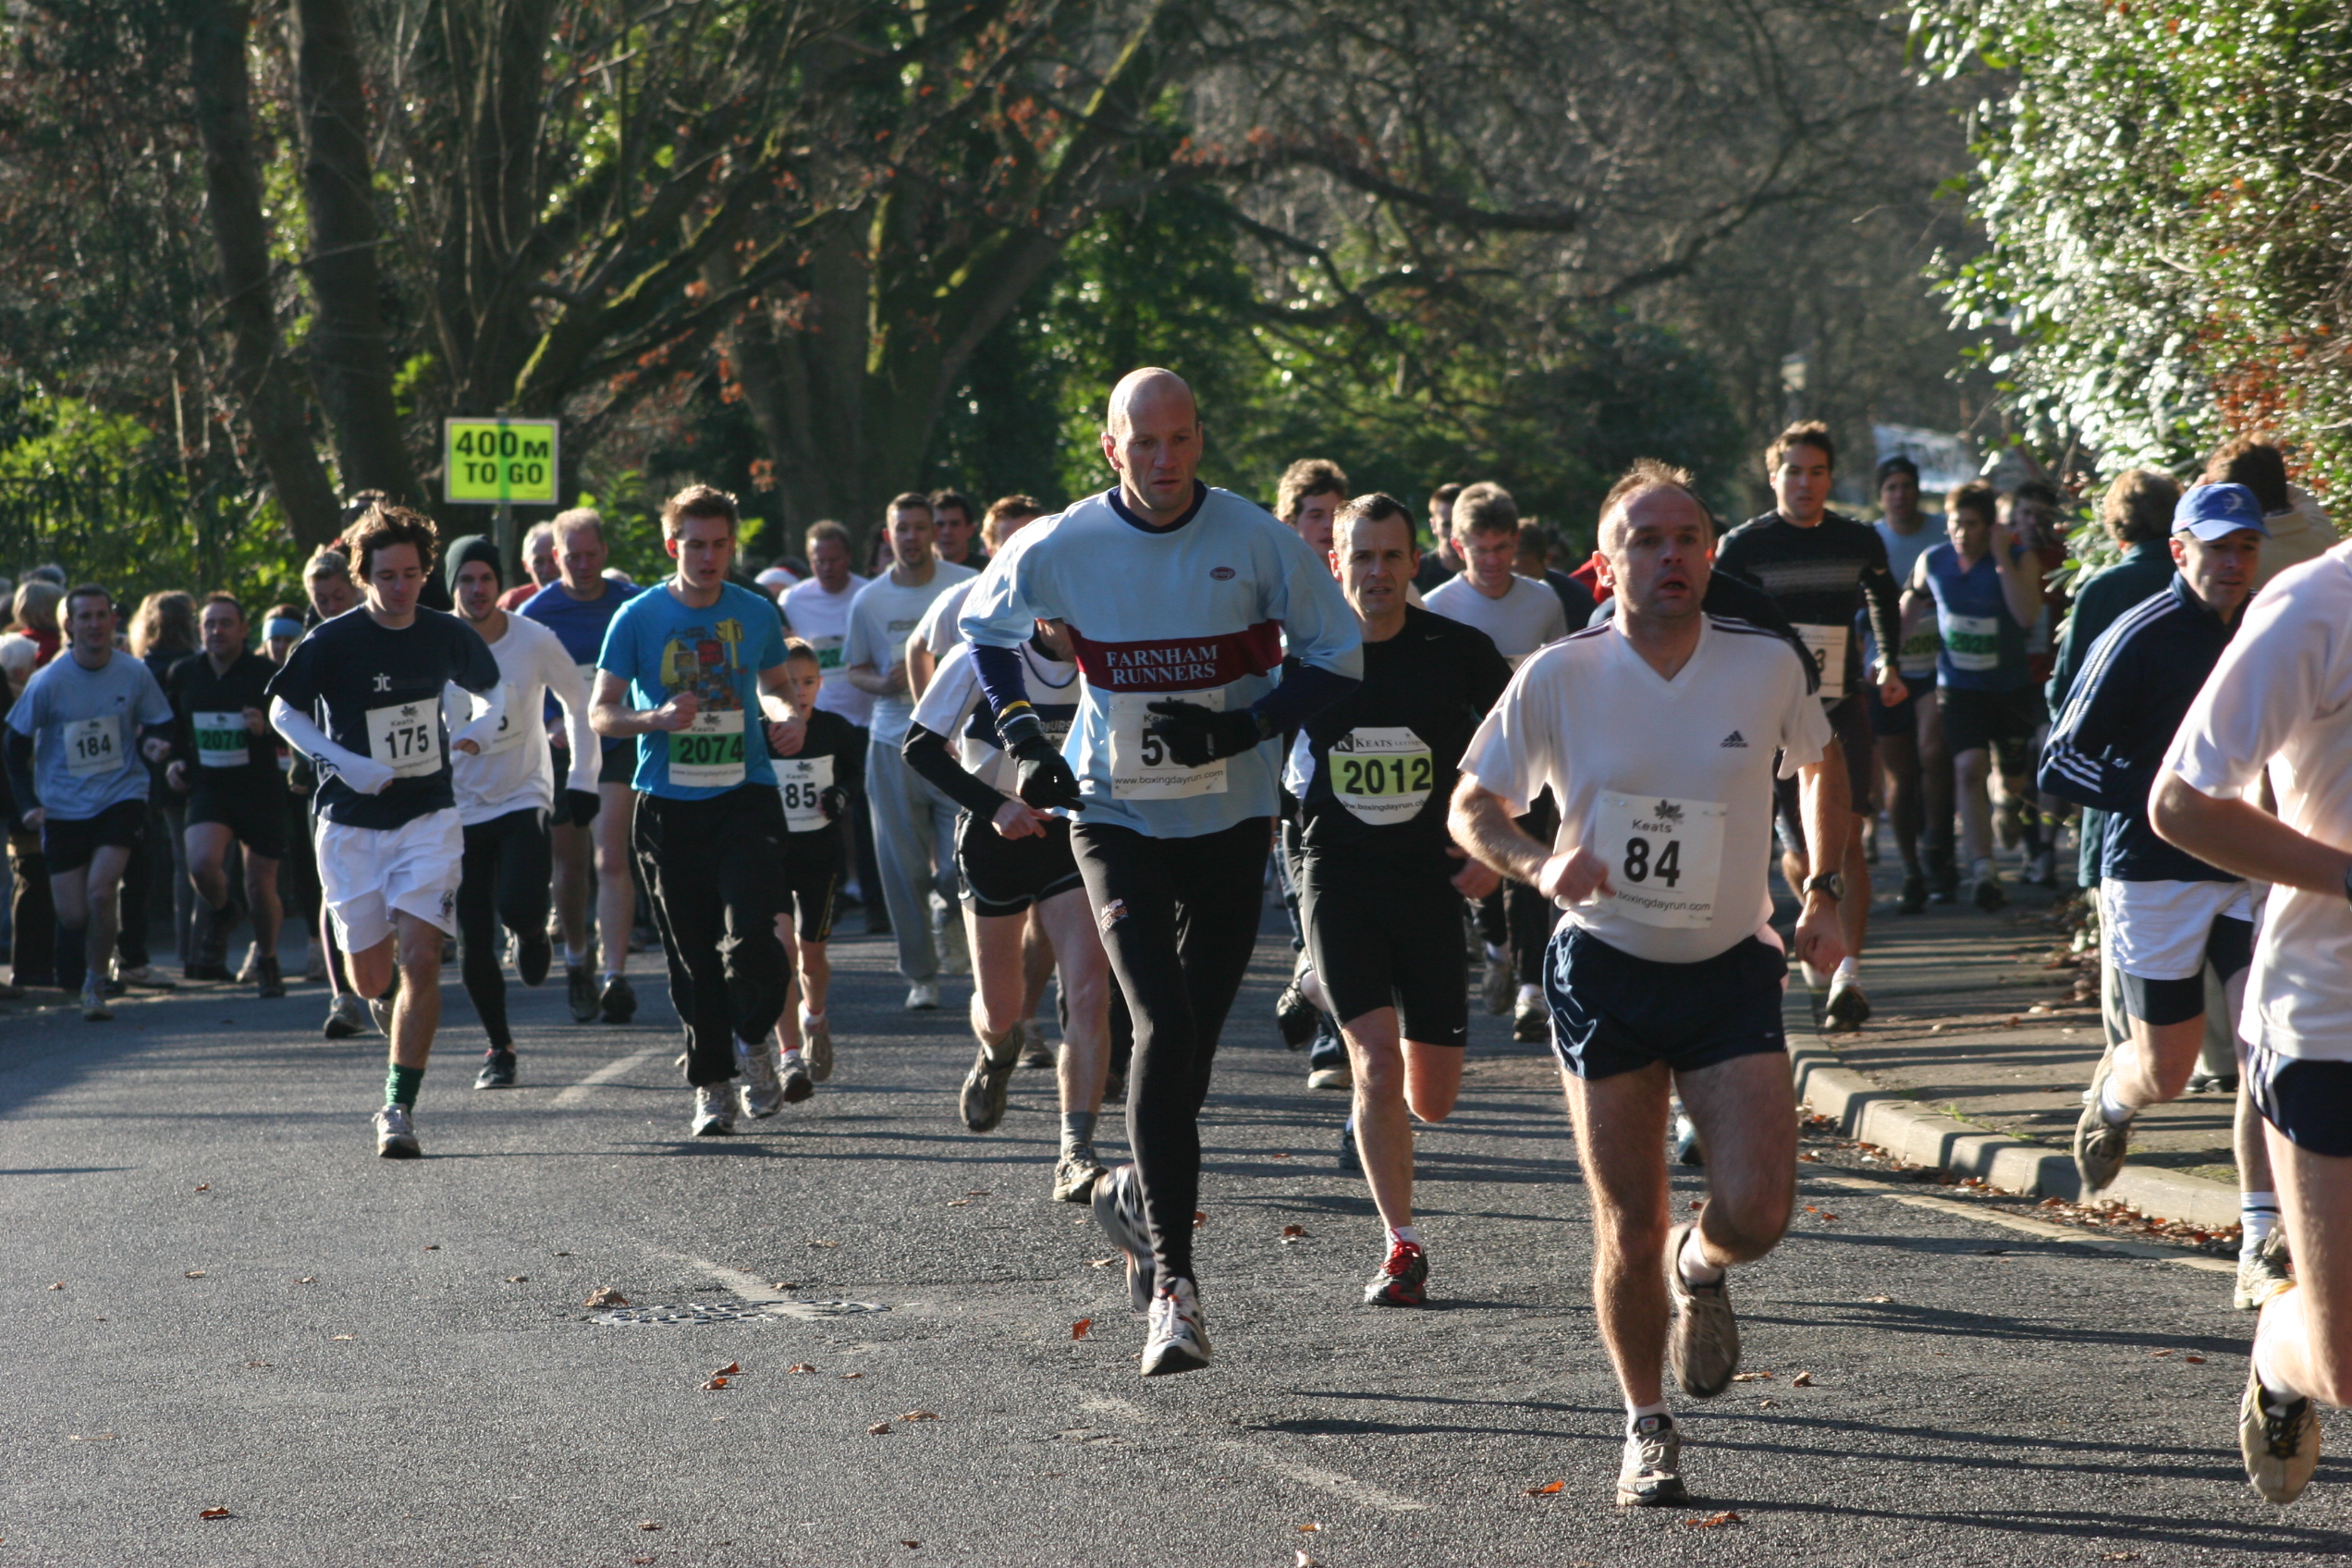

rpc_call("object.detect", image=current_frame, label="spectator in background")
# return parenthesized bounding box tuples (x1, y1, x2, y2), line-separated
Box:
(498, 522, 560, 610)
(123, 592, 199, 982)
(755, 559, 800, 599)
(1515, 522, 1597, 626)
(0, 577, 62, 984)
(0, 579, 65, 697)
(1869, 455, 1952, 913)
(1414, 483, 1466, 594)
(932, 489, 985, 570)
(2202, 436, 2338, 589)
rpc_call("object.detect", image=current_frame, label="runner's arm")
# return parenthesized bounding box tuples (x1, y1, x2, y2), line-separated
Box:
(268, 695, 395, 795)
(544, 645, 598, 794)
(1858, 536, 1905, 680)
(447, 680, 505, 756)
(1993, 525, 2042, 629)
(2037, 627, 2139, 811)
(1791, 752, 1848, 971)
(4, 728, 36, 821)
(2151, 777, 2352, 895)
(590, 669, 693, 737)
(901, 722, 1013, 817)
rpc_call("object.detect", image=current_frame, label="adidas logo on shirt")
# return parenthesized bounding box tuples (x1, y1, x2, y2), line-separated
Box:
(1721, 730, 1747, 748)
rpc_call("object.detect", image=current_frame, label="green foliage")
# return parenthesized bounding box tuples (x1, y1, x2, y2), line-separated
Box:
(1913, 0, 2352, 498)
(0, 387, 300, 610)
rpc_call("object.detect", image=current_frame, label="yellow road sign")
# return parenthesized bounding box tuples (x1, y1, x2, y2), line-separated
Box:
(443, 418, 560, 505)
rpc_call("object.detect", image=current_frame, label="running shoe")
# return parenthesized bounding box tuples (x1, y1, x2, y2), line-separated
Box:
(302, 947, 329, 984)
(2241, 1360, 2321, 1504)
(737, 1039, 785, 1120)
(1480, 953, 1513, 1015)
(474, 1049, 517, 1089)
(2027, 848, 2057, 888)
(691, 1083, 736, 1136)
(565, 963, 598, 1023)
(1052, 1143, 1107, 1204)
(1995, 798, 2023, 852)
(369, 995, 395, 1038)
(1664, 1221, 1739, 1398)
(2236, 1232, 2295, 1313)
(1140, 1277, 1211, 1377)
(2073, 1056, 2132, 1193)
(802, 1011, 834, 1082)
(959, 1044, 1017, 1133)
(1306, 1033, 1352, 1091)
(1364, 1240, 1428, 1307)
(1019, 1021, 1056, 1069)
(905, 981, 940, 1011)
(323, 993, 368, 1039)
(1616, 1414, 1688, 1507)
(1823, 974, 1870, 1031)
(234, 942, 261, 984)
(2187, 1070, 2239, 1095)
(113, 963, 175, 990)
(514, 930, 553, 987)
(80, 977, 111, 1022)
(1338, 1116, 1361, 1173)
(1274, 979, 1320, 1050)
(255, 956, 285, 999)
(938, 914, 970, 977)
(1512, 990, 1549, 1043)
(1927, 849, 1959, 904)
(1672, 1112, 1704, 1167)
(1093, 1161, 1155, 1313)
(598, 974, 637, 1024)
(779, 1057, 815, 1104)
(374, 1103, 421, 1159)
(1970, 859, 2006, 913)
(1898, 870, 1929, 915)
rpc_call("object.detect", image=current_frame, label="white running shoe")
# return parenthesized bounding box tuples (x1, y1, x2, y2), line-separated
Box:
(692, 1084, 737, 1136)
(1140, 1277, 1211, 1377)
(802, 1011, 834, 1082)
(937, 915, 970, 977)
(80, 978, 112, 1022)
(904, 981, 940, 1011)
(737, 1039, 785, 1120)
(234, 942, 261, 984)
(374, 1103, 420, 1159)
(1093, 1162, 1156, 1313)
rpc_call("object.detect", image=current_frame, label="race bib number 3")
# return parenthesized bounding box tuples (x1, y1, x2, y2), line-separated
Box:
(192, 711, 248, 768)
(366, 701, 442, 779)
(777, 754, 835, 832)
(479, 683, 527, 756)
(62, 715, 120, 779)
(1107, 688, 1231, 801)
(1596, 791, 1726, 930)
(669, 707, 746, 789)
(1794, 623, 1848, 702)
(1329, 727, 1434, 827)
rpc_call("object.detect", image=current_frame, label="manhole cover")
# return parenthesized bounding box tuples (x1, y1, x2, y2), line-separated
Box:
(593, 1299, 887, 1326)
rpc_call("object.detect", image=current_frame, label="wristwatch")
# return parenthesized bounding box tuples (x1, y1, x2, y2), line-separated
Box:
(1803, 873, 1844, 901)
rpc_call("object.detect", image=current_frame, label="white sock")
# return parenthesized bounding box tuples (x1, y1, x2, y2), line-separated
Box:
(1833, 956, 1859, 984)
(2255, 1336, 2306, 1403)
(2241, 1194, 2281, 1255)
(1516, 983, 1542, 1006)
(1389, 1224, 1421, 1250)
(600, 970, 621, 986)
(802, 1009, 825, 1027)
(2098, 1079, 2136, 1127)
(781, 1047, 803, 1065)
(564, 944, 586, 967)
(1484, 942, 1507, 963)
(1676, 1228, 1724, 1287)
(1625, 1400, 1671, 1435)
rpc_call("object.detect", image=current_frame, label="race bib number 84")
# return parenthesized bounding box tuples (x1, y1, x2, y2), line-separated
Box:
(1596, 791, 1726, 930)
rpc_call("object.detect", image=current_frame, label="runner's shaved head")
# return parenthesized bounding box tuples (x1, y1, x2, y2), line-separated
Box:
(1105, 368, 1197, 436)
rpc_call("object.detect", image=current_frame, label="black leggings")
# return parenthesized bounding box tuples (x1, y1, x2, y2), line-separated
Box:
(456, 807, 553, 1049)
(633, 787, 790, 1086)
(1071, 815, 1270, 1283)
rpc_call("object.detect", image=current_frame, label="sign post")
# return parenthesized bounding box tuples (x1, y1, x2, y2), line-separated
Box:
(443, 417, 560, 586)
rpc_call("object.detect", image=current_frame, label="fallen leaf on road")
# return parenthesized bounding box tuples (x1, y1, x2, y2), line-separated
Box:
(1281, 1225, 1308, 1238)
(1270, 1152, 1292, 1159)
(198, 1507, 232, 1520)
(901, 1543, 920, 1550)
(2150, 1349, 2173, 1358)
(945, 1199, 971, 1207)
(1087, 1257, 1117, 1268)
(1685, 1511, 1743, 1527)
(712, 1363, 741, 1376)
(1792, 1371, 1814, 1387)
(1525, 1479, 1564, 1495)
(1298, 1522, 1321, 1531)
(966, 1190, 991, 1196)
(639, 1521, 660, 1531)
(1929, 1023, 1943, 1033)
(1295, 1551, 1323, 1567)
(770, 1281, 799, 1291)
(296, 1277, 314, 1284)
(631, 1559, 654, 1565)
(184, 1270, 206, 1279)
(555, 1251, 571, 1256)
(1194, 1211, 1207, 1228)
(46, 1281, 61, 1290)
(839, 1371, 864, 1379)
(808, 1239, 840, 1248)
(505, 1275, 529, 1283)
(901, 1411, 938, 1421)
(329, 1334, 355, 1341)
(700, 1378, 729, 1390)
(2003, 1015, 2022, 1028)
(786, 1364, 816, 1374)
(193, 1184, 210, 1192)
(67, 1433, 117, 1440)
(1072, 1318, 1092, 1340)
(584, 1287, 628, 1306)
(423, 1245, 437, 1251)
(1689, 1199, 1702, 1209)
(1732, 1371, 1772, 1382)
(1865, 1295, 1892, 1304)
(2185, 1355, 2206, 1365)
(869, 1422, 892, 1435)
(1758, 1399, 1777, 1408)
(1819, 1212, 1837, 1222)
(2101, 1555, 2138, 1562)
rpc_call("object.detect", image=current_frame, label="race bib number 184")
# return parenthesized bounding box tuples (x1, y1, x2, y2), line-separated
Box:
(1596, 791, 1726, 930)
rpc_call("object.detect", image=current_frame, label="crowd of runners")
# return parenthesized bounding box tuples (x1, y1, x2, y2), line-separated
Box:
(6, 366, 2351, 1510)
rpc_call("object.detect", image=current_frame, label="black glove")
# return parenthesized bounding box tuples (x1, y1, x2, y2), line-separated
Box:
(818, 784, 849, 822)
(1144, 700, 1266, 767)
(566, 788, 601, 826)
(1000, 732, 1079, 812)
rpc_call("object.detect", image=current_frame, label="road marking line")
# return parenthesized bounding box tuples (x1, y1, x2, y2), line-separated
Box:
(1077, 1394, 1429, 1511)
(1810, 1174, 2236, 1273)
(552, 1047, 665, 1107)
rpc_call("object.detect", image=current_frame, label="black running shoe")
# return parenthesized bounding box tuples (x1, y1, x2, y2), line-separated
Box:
(1364, 1240, 1427, 1307)
(515, 931, 553, 987)
(565, 963, 598, 1023)
(1274, 980, 1319, 1050)
(1338, 1117, 1361, 1173)
(474, 1049, 517, 1089)
(599, 974, 637, 1023)
(255, 956, 286, 999)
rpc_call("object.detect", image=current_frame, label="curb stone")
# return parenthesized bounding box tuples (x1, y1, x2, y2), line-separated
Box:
(1786, 1004, 2243, 1232)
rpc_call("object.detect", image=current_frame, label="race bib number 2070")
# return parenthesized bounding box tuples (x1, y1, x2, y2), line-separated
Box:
(1596, 791, 1726, 930)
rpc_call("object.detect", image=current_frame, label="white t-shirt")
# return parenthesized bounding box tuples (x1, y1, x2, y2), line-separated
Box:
(844, 561, 976, 745)
(440, 613, 596, 825)
(909, 638, 1081, 798)
(2163, 541, 2352, 1060)
(1458, 616, 1831, 965)
(779, 575, 872, 729)
(1424, 573, 1570, 665)
(913, 577, 978, 666)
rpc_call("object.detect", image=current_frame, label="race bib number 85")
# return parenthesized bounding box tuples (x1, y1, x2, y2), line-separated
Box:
(777, 753, 834, 832)
(1596, 790, 1726, 930)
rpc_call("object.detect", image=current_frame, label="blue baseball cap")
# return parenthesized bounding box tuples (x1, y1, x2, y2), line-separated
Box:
(2173, 482, 2271, 541)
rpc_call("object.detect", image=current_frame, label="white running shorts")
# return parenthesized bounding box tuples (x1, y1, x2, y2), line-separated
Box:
(314, 809, 465, 950)
(2101, 876, 2256, 981)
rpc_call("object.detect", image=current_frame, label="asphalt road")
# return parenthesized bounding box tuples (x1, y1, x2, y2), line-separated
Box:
(7, 900, 2351, 1567)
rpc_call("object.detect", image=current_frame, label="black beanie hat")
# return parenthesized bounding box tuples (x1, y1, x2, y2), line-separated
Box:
(445, 533, 502, 597)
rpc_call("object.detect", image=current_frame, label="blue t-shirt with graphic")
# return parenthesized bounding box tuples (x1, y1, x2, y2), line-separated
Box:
(596, 581, 787, 799)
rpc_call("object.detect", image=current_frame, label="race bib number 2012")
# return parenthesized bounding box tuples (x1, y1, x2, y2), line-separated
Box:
(1106, 688, 1229, 802)
(1596, 791, 1726, 930)
(1329, 727, 1434, 827)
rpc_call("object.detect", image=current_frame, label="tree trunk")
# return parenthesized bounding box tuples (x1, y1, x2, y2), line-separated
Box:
(184, 0, 343, 550)
(286, 0, 421, 506)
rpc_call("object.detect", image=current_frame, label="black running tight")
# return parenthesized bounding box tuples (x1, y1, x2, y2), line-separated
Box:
(456, 807, 552, 1049)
